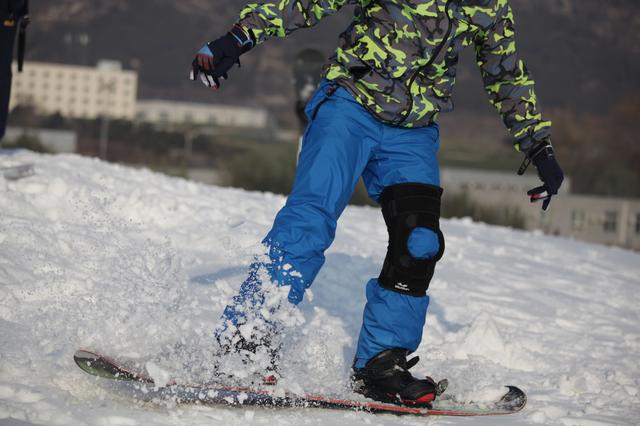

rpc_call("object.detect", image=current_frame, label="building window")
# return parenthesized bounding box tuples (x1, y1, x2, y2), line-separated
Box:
(571, 209, 586, 231)
(603, 211, 617, 233)
(636, 213, 640, 235)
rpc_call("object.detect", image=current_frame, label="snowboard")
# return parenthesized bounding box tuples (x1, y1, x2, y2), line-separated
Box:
(74, 349, 526, 417)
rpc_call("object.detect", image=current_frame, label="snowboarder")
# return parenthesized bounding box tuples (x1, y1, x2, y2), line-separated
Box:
(0, 0, 28, 141)
(190, 0, 564, 407)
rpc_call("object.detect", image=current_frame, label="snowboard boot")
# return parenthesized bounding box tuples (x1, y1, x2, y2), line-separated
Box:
(351, 348, 441, 407)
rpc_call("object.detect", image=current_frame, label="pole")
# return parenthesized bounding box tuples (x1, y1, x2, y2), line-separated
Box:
(99, 113, 110, 160)
(185, 131, 193, 169)
(98, 78, 115, 160)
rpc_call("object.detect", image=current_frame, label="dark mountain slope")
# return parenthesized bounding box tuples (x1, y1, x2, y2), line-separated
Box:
(25, 0, 639, 126)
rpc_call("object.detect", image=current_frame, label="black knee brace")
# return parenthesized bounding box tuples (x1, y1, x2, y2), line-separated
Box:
(378, 183, 445, 297)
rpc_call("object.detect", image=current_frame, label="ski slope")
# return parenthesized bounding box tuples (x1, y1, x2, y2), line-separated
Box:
(1, 150, 639, 426)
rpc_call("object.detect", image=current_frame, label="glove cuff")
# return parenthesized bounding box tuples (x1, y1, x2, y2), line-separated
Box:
(517, 139, 553, 175)
(228, 25, 255, 54)
(526, 139, 553, 160)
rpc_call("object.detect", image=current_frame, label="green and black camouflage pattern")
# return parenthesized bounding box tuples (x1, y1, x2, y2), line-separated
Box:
(237, 0, 550, 152)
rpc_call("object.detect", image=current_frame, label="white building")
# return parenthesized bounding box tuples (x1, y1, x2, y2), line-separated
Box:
(10, 60, 138, 120)
(541, 195, 640, 250)
(442, 167, 640, 250)
(136, 100, 269, 129)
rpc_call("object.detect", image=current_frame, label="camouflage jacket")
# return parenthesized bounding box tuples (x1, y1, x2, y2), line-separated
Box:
(237, 0, 551, 152)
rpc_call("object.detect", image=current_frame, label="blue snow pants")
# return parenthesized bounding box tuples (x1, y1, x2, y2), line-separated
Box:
(221, 80, 441, 369)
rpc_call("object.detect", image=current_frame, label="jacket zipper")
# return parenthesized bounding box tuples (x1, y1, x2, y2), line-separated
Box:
(311, 84, 337, 120)
(394, 0, 454, 126)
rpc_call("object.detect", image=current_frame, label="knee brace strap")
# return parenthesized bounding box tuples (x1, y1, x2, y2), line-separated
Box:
(378, 183, 445, 297)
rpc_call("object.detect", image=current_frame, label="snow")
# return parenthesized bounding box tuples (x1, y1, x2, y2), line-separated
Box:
(1, 150, 639, 425)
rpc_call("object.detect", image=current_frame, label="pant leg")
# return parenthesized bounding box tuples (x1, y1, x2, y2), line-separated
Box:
(0, 23, 18, 140)
(221, 81, 380, 328)
(354, 123, 442, 368)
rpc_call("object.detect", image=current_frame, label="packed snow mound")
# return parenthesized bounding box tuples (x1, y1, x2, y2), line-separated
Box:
(1, 150, 639, 426)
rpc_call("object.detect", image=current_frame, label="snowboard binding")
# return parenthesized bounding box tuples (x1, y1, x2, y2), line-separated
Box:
(351, 348, 447, 408)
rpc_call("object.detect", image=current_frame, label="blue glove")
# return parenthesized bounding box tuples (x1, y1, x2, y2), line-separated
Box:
(518, 140, 564, 211)
(190, 25, 254, 89)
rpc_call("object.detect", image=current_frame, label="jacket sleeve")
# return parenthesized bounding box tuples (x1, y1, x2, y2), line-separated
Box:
(474, 1, 551, 153)
(237, 0, 356, 45)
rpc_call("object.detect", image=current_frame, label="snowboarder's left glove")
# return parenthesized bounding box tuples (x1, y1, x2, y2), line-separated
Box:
(518, 140, 564, 211)
(190, 25, 254, 89)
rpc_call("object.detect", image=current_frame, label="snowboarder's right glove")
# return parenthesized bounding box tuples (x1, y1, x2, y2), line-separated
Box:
(190, 25, 254, 90)
(518, 140, 564, 211)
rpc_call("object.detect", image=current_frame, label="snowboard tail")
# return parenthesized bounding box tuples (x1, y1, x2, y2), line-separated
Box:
(74, 349, 526, 416)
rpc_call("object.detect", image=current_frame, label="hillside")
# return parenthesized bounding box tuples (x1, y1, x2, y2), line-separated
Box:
(25, 0, 640, 125)
(1, 151, 639, 425)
